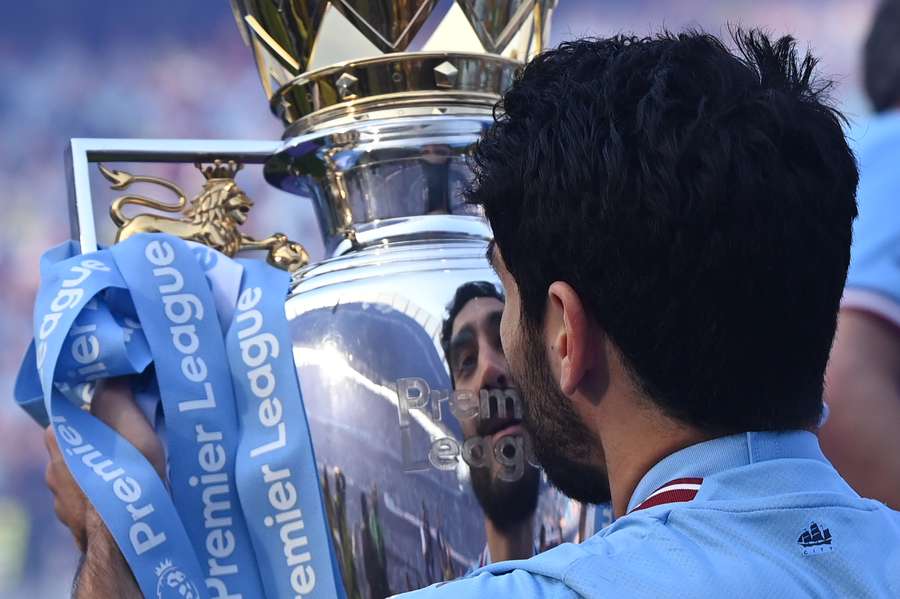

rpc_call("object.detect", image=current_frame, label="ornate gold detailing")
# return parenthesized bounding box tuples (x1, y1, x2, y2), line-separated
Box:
(231, 0, 557, 128)
(100, 160, 309, 271)
(275, 52, 520, 133)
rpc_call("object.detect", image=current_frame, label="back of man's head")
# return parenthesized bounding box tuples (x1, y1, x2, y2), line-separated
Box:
(468, 30, 859, 435)
(865, 0, 900, 112)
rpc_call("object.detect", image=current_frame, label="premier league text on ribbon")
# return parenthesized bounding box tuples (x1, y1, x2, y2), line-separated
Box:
(53, 414, 168, 555)
(35, 258, 111, 375)
(38, 257, 168, 556)
(20, 242, 210, 597)
(144, 240, 217, 411)
(235, 285, 317, 594)
(229, 264, 337, 598)
(143, 239, 253, 598)
(18, 235, 340, 598)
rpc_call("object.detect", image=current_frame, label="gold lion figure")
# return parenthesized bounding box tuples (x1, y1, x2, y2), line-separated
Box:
(99, 160, 308, 271)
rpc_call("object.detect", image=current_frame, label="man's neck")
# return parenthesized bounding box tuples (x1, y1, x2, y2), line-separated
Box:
(592, 393, 709, 519)
(484, 516, 534, 562)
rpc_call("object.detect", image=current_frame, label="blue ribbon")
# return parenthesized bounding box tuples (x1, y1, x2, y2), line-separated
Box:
(14, 234, 342, 598)
(16, 241, 209, 598)
(110, 237, 265, 599)
(227, 259, 341, 599)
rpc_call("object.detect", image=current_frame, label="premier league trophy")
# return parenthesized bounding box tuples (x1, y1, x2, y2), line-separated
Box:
(26, 1, 606, 597)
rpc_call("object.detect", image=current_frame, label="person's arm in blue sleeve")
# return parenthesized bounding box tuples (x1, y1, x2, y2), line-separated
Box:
(820, 112, 900, 510)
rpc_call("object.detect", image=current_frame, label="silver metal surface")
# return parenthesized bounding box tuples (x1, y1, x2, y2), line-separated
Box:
(227, 1, 589, 594)
(285, 219, 595, 595)
(266, 115, 491, 252)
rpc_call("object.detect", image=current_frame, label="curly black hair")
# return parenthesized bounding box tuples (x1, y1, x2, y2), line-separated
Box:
(467, 29, 859, 434)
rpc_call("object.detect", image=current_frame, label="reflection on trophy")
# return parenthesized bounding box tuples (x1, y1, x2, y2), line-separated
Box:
(232, 2, 592, 595)
(58, 1, 606, 597)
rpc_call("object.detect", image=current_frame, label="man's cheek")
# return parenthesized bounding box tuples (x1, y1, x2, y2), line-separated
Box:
(499, 315, 521, 378)
(499, 307, 512, 357)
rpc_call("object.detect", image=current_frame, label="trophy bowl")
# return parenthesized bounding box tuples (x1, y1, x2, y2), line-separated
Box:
(57, 1, 606, 596)
(243, 2, 603, 594)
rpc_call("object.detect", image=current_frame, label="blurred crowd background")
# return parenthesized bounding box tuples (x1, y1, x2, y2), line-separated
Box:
(0, 1, 879, 596)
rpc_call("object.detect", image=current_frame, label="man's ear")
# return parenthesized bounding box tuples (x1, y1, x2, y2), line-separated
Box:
(547, 281, 591, 395)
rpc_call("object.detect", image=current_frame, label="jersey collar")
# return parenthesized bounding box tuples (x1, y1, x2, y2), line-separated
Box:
(626, 430, 827, 514)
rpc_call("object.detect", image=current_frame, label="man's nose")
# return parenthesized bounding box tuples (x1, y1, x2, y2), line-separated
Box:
(478, 346, 509, 390)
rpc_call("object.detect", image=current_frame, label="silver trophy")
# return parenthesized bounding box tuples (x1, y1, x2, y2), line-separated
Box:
(65, 1, 603, 596)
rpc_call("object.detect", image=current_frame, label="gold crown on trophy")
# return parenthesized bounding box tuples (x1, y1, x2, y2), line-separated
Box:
(197, 159, 243, 180)
(230, 0, 557, 132)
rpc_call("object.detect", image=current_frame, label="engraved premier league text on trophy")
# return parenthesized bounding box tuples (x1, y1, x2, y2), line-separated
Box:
(13, 2, 611, 598)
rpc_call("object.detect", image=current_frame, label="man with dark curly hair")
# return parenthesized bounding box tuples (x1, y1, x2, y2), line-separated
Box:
(399, 29, 900, 598)
(440, 281, 543, 566)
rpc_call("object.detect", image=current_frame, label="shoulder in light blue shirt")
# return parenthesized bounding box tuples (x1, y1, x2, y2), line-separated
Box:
(844, 111, 900, 325)
(397, 431, 900, 598)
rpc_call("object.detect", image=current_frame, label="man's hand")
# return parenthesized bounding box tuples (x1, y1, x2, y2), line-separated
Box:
(43, 377, 166, 598)
(44, 425, 89, 551)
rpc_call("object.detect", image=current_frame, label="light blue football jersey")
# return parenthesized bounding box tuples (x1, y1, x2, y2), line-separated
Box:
(397, 431, 900, 598)
(843, 110, 900, 326)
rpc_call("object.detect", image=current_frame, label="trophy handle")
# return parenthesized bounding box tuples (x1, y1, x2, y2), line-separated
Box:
(66, 139, 309, 271)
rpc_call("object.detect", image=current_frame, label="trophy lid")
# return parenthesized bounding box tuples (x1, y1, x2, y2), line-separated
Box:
(230, 0, 556, 133)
